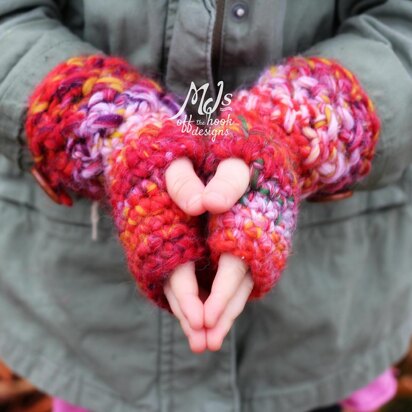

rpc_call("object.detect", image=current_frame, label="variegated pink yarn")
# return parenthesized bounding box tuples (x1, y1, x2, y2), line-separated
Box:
(25, 55, 207, 311)
(205, 56, 381, 299)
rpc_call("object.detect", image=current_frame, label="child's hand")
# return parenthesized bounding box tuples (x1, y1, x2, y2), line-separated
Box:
(164, 157, 249, 216)
(165, 157, 253, 353)
(163, 261, 207, 352)
(202, 158, 253, 351)
(164, 255, 253, 353)
(203, 253, 253, 351)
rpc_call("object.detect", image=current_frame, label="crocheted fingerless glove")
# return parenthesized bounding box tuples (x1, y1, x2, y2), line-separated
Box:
(204, 56, 381, 299)
(25, 55, 207, 311)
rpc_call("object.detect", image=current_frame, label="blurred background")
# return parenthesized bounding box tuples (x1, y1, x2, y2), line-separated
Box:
(0, 341, 411, 412)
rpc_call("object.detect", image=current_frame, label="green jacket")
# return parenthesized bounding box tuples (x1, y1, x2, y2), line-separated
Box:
(0, 1, 412, 411)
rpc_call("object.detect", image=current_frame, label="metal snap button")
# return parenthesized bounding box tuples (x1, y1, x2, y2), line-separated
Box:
(232, 3, 248, 20)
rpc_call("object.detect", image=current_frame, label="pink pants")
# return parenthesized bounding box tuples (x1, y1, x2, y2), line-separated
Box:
(53, 369, 397, 412)
(53, 397, 90, 412)
(340, 368, 398, 412)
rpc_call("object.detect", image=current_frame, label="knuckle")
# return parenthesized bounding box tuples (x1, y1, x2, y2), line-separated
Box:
(217, 174, 242, 194)
(169, 174, 192, 198)
(209, 290, 230, 306)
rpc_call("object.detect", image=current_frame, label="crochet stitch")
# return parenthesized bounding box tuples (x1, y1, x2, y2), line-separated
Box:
(25, 54, 380, 311)
(25, 55, 208, 311)
(204, 56, 380, 299)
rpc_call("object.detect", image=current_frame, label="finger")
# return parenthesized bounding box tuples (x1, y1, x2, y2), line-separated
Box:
(206, 272, 254, 351)
(168, 261, 204, 330)
(165, 157, 206, 216)
(204, 253, 248, 329)
(202, 158, 250, 214)
(164, 284, 207, 353)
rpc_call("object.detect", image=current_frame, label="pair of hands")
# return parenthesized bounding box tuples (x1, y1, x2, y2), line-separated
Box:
(164, 156, 253, 353)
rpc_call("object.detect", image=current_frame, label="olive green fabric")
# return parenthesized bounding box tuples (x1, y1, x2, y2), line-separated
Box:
(0, 1, 412, 411)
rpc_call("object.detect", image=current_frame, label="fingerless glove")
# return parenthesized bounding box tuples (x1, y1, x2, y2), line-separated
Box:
(204, 56, 380, 299)
(25, 55, 207, 311)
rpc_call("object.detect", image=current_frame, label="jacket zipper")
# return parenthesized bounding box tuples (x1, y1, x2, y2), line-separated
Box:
(212, 0, 226, 88)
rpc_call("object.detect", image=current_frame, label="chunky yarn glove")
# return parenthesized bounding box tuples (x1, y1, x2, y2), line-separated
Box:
(25, 55, 207, 311)
(204, 56, 380, 299)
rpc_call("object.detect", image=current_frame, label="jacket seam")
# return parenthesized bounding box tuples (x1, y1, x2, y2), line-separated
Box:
(298, 198, 409, 229)
(203, 0, 216, 101)
(160, 0, 176, 81)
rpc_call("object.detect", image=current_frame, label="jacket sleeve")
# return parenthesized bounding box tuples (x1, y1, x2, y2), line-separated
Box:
(0, 0, 100, 169)
(301, 0, 412, 190)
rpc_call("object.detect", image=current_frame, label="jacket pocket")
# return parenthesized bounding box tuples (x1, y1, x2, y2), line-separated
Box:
(0, 156, 116, 235)
(298, 165, 412, 228)
(0, 198, 161, 407)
